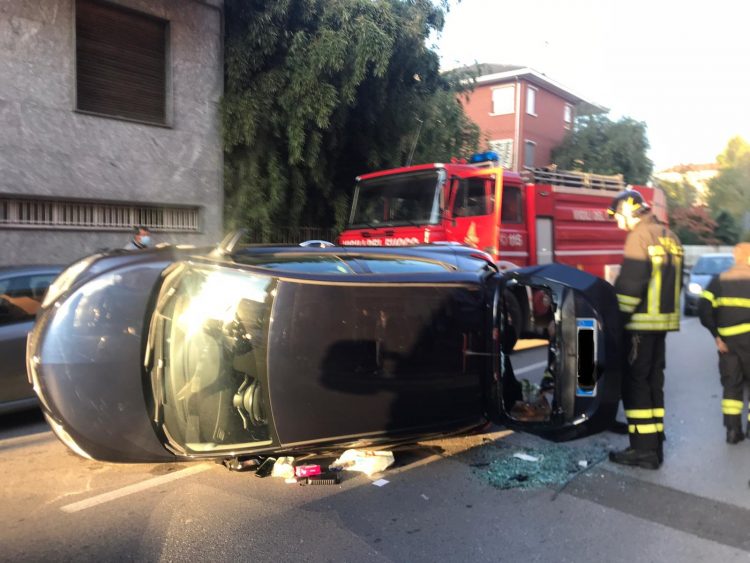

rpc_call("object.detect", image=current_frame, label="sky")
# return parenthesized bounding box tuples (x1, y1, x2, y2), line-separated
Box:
(435, 0, 750, 171)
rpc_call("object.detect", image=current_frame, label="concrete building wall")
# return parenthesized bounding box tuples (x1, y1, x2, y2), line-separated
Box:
(0, 0, 224, 265)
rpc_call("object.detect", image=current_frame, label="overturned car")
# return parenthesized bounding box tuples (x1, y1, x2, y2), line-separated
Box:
(27, 241, 623, 462)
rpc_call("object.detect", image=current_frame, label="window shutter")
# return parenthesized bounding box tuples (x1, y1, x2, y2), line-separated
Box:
(76, 0, 167, 124)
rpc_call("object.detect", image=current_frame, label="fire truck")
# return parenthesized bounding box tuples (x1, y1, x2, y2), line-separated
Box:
(337, 152, 667, 336)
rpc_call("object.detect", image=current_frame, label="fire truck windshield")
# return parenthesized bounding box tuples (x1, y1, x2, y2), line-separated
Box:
(348, 170, 445, 228)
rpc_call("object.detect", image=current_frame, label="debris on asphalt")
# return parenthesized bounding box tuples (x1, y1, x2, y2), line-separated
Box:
(512, 452, 540, 462)
(222, 457, 261, 472)
(372, 479, 389, 487)
(479, 443, 609, 491)
(254, 457, 276, 478)
(271, 456, 295, 479)
(298, 472, 342, 486)
(295, 464, 322, 478)
(331, 449, 395, 476)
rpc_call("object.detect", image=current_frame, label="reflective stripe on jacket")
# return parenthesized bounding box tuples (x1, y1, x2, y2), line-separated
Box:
(699, 265, 750, 339)
(614, 214, 683, 332)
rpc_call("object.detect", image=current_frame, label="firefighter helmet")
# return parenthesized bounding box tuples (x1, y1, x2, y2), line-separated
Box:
(607, 189, 649, 219)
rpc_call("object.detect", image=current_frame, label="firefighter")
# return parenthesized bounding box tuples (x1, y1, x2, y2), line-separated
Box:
(607, 189, 683, 469)
(698, 243, 750, 444)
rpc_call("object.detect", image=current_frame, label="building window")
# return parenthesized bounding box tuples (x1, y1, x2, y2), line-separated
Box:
(564, 104, 573, 128)
(0, 198, 199, 232)
(526, 86, 537, 116)
(491, 86, 515, 115)
(524, 140, 536, 168)
(488, 139, 514, 168)
(75, 0, 168, 124)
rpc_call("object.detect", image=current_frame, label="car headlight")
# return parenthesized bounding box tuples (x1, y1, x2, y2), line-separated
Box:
(41, 255, 100, 308)
(688, 282, 704, 295)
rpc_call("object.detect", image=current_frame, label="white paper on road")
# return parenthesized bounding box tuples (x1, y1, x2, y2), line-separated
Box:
(372, 479, 389, 487)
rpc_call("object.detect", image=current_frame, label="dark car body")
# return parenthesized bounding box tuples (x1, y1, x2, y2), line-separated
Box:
(684, 253, 734, 315)
(28, 244, 624, 462)
(0, 265, 62, 414)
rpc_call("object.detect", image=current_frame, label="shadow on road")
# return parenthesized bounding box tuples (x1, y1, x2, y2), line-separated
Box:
(0, 408, 49, 441)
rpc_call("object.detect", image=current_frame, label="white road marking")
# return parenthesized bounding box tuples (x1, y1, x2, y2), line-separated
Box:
(513, 360, 549, 376)
(60, 463, 213, 513)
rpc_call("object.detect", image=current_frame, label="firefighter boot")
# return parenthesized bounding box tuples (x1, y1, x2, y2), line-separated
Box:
(609, 447, 660, 470)
(726, 427, 745, 445)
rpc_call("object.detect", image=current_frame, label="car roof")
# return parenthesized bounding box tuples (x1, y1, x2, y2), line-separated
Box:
(229, 244, 487, 260)
(190, 243, 496, 278)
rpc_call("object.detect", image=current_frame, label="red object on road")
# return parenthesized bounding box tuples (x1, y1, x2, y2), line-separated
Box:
(295, 464, 322, 477)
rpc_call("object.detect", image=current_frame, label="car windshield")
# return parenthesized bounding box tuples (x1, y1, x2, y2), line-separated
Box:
(693, 256, 734, 275)
(348, 170, 444, 228)
(152, 264, 276, 454)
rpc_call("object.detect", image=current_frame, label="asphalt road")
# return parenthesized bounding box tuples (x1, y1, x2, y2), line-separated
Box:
(2, 316, 750, 562)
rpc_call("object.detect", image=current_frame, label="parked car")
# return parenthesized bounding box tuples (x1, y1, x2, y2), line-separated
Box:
(684, 253, 735, 315)
(28, 242, 624, 462)
(0, 265, 62, 414)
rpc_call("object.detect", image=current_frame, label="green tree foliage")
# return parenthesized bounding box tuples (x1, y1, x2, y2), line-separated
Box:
(222, 0, 478, 236)
(707, 136, 750, 229)
(550, 114, 653, 184)
(712, 209, 740, 245)
(655, 179, 697, 213)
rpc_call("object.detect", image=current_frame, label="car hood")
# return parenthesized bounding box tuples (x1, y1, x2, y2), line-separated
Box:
(29, 260, 177, 462)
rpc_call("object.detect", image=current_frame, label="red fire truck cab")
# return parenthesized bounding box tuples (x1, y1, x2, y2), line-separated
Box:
(339, 153, 666, 285)
(338, 153, 666, 338)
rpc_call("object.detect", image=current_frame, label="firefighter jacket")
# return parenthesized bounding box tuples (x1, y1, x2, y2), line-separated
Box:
(614, 213, 683, 332)
(698, 264, 750, 341)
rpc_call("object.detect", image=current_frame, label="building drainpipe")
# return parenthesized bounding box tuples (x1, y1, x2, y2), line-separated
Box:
(514, 78, 521, 172)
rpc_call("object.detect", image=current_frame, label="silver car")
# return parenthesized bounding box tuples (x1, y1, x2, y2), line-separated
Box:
(0, 265, 62, 414)
(683, 253, 734, 315)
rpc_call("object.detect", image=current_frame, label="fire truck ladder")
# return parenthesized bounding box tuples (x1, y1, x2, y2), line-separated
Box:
(521, 167, 625, 191)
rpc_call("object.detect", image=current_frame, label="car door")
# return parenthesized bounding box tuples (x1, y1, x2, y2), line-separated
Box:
(488, 263, 624, 441)
(0, 272, 58, 409)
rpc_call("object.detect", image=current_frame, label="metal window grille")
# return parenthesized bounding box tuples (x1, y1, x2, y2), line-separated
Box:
(0, 198, 200, 232)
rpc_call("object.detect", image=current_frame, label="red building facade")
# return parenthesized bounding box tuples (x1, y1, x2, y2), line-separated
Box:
(460, 64, 601, 171)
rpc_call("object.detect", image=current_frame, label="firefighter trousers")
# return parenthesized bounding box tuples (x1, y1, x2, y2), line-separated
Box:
(622, 332, 666, 452)
(718, 345, 750, 430)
